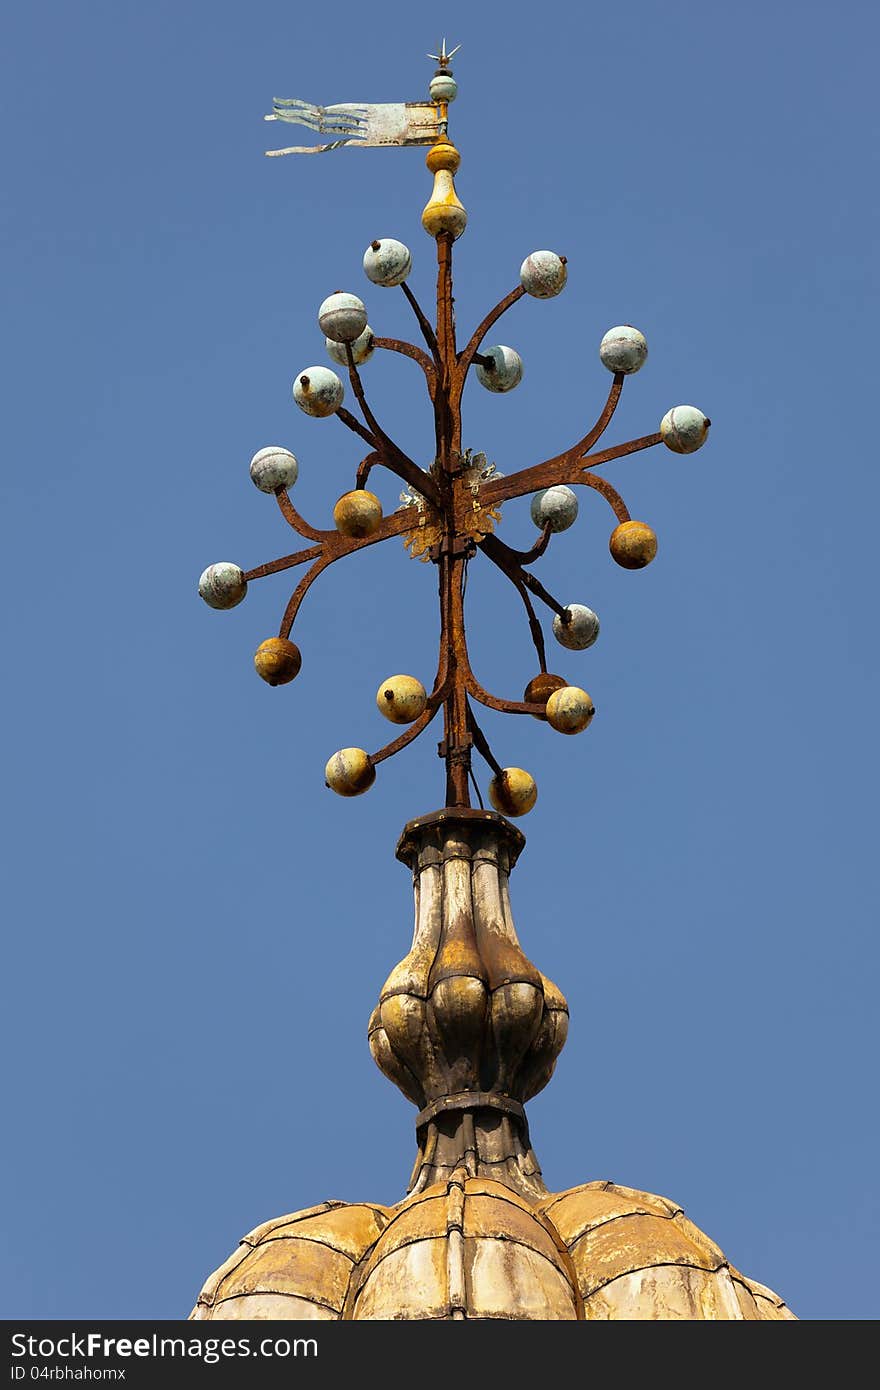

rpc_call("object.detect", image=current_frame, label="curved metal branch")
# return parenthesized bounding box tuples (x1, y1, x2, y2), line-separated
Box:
(463, 667, 544, 717)
(481, 422, 661, 509)
(279, 553, 334, 638)
(578, 432, 663, 474)
(337, 406, 380, 452)
(356, 451, 382, 490)
(243, 542, 323, 583)
(400, 282, 442, 366)
(500, 521, 553, 567)
(455, 284, 526, 384)
(467, 702, 503, 777)
(561, 372, 625, 465)
(446, 546, 546, 718)
(580, 473, 631, 524)
(249, 508, 412, 587)
(344, 345, 441, 506)
(510, 573, 548, 673)
(275, 488, 329, 541)
(372, 335, 437, 393)
(479, 534, 568, 619)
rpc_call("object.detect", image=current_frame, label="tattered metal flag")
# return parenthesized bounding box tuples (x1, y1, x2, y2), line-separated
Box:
(264, 98, 439, 157)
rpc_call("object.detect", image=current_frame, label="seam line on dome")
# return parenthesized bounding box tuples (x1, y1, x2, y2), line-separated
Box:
(579, 1255, 728, 1301)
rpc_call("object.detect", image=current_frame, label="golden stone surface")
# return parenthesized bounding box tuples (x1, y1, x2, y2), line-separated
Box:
(191, 1177, 795, 1321)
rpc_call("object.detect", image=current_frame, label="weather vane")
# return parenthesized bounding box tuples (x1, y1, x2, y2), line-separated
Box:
(199, 43, 711, 819)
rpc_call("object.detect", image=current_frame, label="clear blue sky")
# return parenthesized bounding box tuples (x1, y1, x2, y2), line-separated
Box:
(2, 1, 877, 1322)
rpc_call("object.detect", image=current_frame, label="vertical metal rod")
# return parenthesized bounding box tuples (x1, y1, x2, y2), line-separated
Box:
(434, 229, 471, 808)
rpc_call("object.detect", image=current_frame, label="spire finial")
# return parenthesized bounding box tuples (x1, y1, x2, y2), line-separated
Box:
(427, 39, 461, 70)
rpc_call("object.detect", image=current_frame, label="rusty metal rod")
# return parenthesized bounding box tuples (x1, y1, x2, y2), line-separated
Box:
(580, 473, 631, 523)
(344, 344, 441, 505)
(278, 553, 334, 638)
(479, 534, 568, 620)
(481, 428, 661, 508)
(275, 489, 329, 542)
(400, 281, 442, 366)
(372, 335, 437, 394)
(467, 702, 504, 778)
(455, 284, 525, 385)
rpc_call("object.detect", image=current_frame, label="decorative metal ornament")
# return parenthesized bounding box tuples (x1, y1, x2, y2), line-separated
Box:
(199, 54, 711, 813)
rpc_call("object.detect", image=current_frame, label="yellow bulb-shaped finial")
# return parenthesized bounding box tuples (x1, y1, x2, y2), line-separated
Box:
(421, 140, 467, 240)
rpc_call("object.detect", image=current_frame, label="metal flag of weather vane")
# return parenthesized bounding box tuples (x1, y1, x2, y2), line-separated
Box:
(198, 42, 711, 817)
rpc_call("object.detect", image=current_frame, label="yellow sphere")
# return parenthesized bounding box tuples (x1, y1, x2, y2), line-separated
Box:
(254, 637, 301, 686)
(376, 675, 427, 725)
(333, 490, 383, 539)
(324, 748, 376, 797)
(425, 140, 461, 174)
(488, 768, 538, 818)
(609, 520, 658, 570)
(523, 672, 567, 720)
(545, 685, 595, 735)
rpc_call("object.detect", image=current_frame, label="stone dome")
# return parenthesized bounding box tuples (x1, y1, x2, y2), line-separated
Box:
(191, 1175, 794, 1321)
(190, 811, 796, 1321)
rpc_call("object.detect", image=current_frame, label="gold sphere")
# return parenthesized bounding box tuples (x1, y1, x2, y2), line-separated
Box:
(324, 748, 376, 797)
(376, 675, 427, 725)
(545, 686, 595, 735)
(425, 140, 461, 174)
(488, 768, 538, 818)
(254, 637, 302, 686)
(333, 489, 383, 539)
(609, 520, 658, 570)
(523, 672, 567, 721)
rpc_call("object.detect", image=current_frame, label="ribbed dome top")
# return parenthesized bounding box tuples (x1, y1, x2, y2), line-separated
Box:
(190, 1176, 794, 1321)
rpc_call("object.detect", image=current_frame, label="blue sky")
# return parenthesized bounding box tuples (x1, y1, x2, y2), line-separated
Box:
(2, 1, 877, 1321)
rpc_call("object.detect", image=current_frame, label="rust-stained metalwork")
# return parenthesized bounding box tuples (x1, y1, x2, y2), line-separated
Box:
(203, 54, 710, 814)
(221, 207, 675, 805)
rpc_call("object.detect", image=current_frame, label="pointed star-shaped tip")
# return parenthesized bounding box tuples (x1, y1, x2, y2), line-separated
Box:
(427, 38, 461, 68)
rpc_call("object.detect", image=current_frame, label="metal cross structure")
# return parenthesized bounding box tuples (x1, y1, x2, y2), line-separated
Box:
(199, 48, 711, 819)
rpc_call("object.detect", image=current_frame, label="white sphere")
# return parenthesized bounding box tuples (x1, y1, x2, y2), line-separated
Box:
(660, 405, 711, 453)
(249, 446, 299, 494)
(198, 562, 247, 610)
(363, 238, 412, 287)
(325, 325, 374, 367)
(475, 345, 523, 393)
(429, 72, 458, 103)
(599, 325, 648, 375)
(318, 292, 368, 343)
(553, 604, 600, 651)
(519, 251, 567, 299)
(530, 486, 579, 533)
(293, 367, 344, 417)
